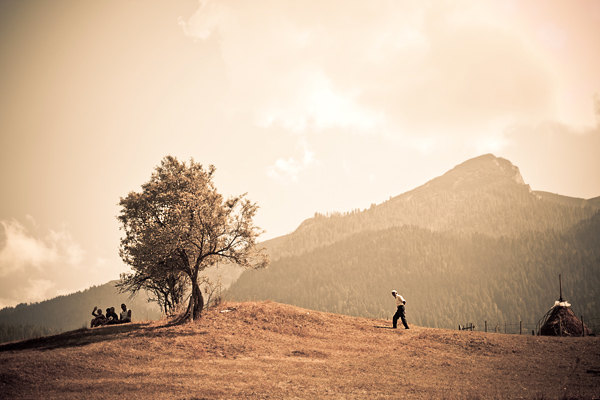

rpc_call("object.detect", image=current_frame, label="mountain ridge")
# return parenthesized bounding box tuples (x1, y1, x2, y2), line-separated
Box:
(259, 154, 598, 260)
(229, 154, 600, 329)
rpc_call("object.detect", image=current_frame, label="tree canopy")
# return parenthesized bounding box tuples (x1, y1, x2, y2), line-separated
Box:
(117, 156, 269, 321)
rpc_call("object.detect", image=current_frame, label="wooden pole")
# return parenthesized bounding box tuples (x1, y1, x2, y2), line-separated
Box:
(582, 316, 585, 337)
(559, 274, 564, 302)
(485, 321, 487, 333)
(520, 321, 522, 335)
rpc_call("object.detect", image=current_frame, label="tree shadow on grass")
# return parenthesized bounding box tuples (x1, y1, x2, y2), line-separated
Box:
(0, 321, 208, 353)
(0, 323, 145, 352)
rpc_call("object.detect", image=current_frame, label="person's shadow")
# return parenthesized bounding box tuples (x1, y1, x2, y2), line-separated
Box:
(373, 325, 395, 329)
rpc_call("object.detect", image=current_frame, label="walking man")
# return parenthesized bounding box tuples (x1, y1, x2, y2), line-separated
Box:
(391, 290, 409, 329)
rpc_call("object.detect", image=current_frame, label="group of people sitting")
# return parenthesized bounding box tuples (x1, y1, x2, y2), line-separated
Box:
(91, 303, 132, 328)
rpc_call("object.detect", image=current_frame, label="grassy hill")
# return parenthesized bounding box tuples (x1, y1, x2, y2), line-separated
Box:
(1, 301, 599, 400)
(0, 280, 162, 343)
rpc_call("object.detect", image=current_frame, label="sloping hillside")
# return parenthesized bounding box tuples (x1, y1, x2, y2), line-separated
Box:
(534, 191, 600, 209)
(0, 280, 161, 342)
(229, 211, 600, 329)
(1, 301, 599, 400)
(232, 154, 600, 329)
(262, 154, 597, 260)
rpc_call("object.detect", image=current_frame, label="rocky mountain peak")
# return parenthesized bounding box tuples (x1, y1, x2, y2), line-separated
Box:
(411, 154, 528, 195)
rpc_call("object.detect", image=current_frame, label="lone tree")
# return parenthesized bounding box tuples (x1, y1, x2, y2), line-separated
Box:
(117, 257, 188, 316)
(117, 156, 269, 322)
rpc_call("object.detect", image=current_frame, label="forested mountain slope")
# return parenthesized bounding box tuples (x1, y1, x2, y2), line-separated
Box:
(233, 154, 600, 329)
(533, 191, 600, 209)
(229, 211, 600, 329)
(0, 281, 161, 343)
(261, 154, 597, 260)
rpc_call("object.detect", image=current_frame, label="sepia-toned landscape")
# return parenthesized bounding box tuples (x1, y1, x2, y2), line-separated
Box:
(1, 1, 600, 399)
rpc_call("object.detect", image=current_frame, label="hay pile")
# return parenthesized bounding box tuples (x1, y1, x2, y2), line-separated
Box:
(540, 302, 592, 337)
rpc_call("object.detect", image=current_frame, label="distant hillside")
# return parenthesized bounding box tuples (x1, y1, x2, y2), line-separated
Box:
(262, 154, 598, 260)
(533, 191, 600, 209)
(231, 154, 600, 329)
(0, 281, 161, 343)
(0, 322, 60, 345)
(229, 211, 600, 329)
(0, 258, 244, 344)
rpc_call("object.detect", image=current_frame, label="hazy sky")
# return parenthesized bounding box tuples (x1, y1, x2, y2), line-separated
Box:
(1, 0, 599, 308)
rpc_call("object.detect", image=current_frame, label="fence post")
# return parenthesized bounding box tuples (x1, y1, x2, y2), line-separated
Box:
(485, 321, 487, 333)
(504, 322, 507, 334)
(582, 316, 585, 337)
(520, 321, 522, 335)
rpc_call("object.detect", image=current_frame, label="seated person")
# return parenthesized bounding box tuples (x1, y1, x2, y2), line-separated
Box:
(119, 303, 132, 323)
(104, 307, 119, 325)
(91, 306, 106, 328)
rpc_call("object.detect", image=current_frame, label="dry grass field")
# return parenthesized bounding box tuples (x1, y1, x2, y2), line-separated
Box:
(1, 300, 599, 400)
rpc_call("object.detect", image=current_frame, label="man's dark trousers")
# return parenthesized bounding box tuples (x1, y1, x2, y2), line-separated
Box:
(393, 305, 409, 329)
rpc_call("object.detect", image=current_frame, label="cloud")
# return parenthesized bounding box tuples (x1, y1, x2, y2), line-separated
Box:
(255, 70, 385, 133)
(267, 140, 318, 183)
(180, 0, 416, 136)
(179, 0, 598, 197)
(23, 279, 56, 305)
(180, 0, 559, 146)
(0, 218, 122, 308)
(0, 219, 61, 276)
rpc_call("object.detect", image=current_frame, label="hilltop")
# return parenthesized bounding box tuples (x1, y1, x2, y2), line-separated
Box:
(0, 280, 162, 344)
(1, 301, 599, 399)
(0, 264, 242, 344)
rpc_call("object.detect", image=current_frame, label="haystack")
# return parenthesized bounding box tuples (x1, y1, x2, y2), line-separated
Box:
(539, 301, 591, 337)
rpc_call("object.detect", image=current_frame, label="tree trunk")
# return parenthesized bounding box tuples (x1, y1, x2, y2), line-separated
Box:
(192, 282, 204, 320)
(184, 279, 205, 323)
(189, 283, 194, 322)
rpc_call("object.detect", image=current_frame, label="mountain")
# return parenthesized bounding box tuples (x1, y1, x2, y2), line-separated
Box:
(533, 190, 600, 209)
(0, 280, 162, 343)
(260, 154, 598, 261)
(230, 154, 600, 329)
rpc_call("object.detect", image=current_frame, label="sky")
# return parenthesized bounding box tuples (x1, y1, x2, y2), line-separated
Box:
(1, 0, 599, 308)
